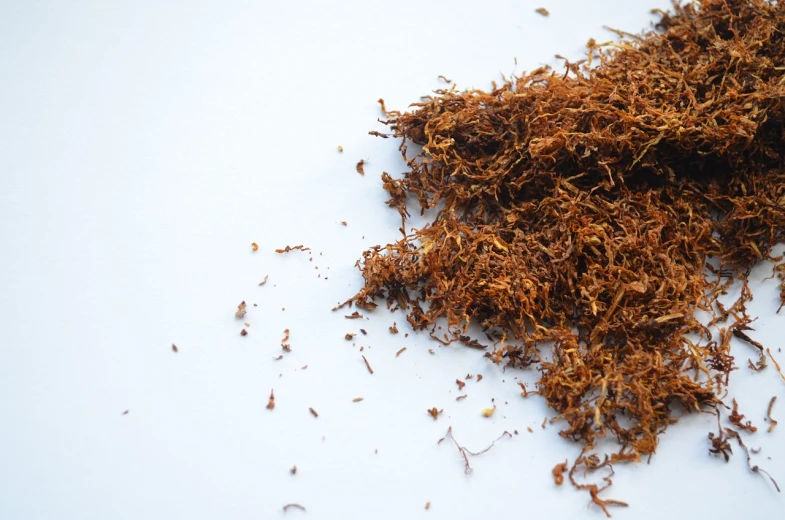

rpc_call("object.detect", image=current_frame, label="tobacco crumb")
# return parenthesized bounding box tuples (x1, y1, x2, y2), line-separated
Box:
(341, 221, 348, 226)
(466, 374, 473, 380)
(481, 405, 496, 418)
(301, 365, 308, 370)
(266, 389, 275, 410)
(541, 417, 547, 429)
(362, 354, 374, 374)
(552, 460, 569, 485)
(427, 407, 442, 420)
(282, 344, 291, 352)
(428, 349, 434, 355)
(425, 502, 431, 510)
(395, 347, 406, 357)
(171, 344, 178, 353)
(235, 301, 247, 319)
(353, 397, 364, 402)
(282, 504, 306, 513)
(476, 374, 483, 382)
(356, 160, 365, 175)
(437, 75, 452, 83)
(389, 322, 399, 334)
(337, 145, 343, 152)
(345, 311, 363, 319)
(290, 465, 297, 475)
(240, 329, 248, 336)
(251, 242, 259, 252)
(360, 328, 367, 335)
(122, 410, 128, 415)
(259, 275, 269, 286)
(527, 426, 534, 433)
(535, 7, 549, 16)
(309, 407, 319, 418)
(456, 394, 468, 401)
(456, 379, 466, 391)
(273, 355, 283, 361)
(345, 333, 356, 340)
(377, 98, 387, 115)
(281, 329, 290, 343)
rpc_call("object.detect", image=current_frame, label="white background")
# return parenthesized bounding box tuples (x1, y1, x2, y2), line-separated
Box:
(1, 1, 783, 518)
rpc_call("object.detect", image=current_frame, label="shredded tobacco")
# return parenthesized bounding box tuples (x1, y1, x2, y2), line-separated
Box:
(729, 398, 758, 432)
(437, 426, 512, 474)
(348, 0, 785, 509)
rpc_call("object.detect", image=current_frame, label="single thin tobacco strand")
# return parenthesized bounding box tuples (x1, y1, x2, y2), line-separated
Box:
(767, 396, 778, 433)
(362, 355, 374, 374)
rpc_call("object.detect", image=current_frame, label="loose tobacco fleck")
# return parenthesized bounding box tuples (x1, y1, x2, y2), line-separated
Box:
(349, 0, 785, 510)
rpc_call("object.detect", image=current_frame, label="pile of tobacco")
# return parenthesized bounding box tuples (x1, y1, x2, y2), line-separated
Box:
(348, 0, 785, 513)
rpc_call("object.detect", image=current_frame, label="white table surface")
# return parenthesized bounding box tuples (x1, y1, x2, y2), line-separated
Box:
(1, 1, 783, 518)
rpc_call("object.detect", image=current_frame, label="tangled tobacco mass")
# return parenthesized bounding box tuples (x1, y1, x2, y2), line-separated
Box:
(347, 0, 785, 512)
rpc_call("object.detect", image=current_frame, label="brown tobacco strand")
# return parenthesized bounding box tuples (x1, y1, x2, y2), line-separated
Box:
(282, 504, 306, 512)
(396, 347, 406, 357)
(362, 355, 374, 374)
(275, 245, 310, 254)
(350, 0, 785, 511)
(437, 426, 512, 474)
(767, 396, 778, 433)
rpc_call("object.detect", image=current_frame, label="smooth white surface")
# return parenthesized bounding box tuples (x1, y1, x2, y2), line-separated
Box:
(1, 1, 783, 518)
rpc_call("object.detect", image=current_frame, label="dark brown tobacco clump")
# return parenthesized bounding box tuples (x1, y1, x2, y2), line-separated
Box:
(347, 0, 785, 513)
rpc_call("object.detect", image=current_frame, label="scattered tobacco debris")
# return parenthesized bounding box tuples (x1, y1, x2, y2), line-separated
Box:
(437, 426, 512, 474)
(240, 329, 248, 336)
(273, 355, 284, 361)
(527, 426, 534, 433)
(348, 0, 785, 508)
(362, 354, 374, 374)
(251, 242, 259, 252)
(437, 75, 452, 83)
(309, 407, 319, 418)
(345, 312, 363, 320)
(171, 344, 178, 353)
(282, 329, 290, 343)
(301, 365, 308, 370)
(378, 98, 387, 115)
(338, 145, 344, 152)
(275, 245, 310, 254)
(725, 428, 781, 492)
(290, 465, 297, 475)
(428, 349, 434, 355)
(122, 410, 128, 415)
(345, 333, 356, 340)
(266, 389, 275, 410)
(353, 397, 364, 402)
(283, 504, 306, 513)
(542, 417, 547, 429)
(244, 322, 251, 327)
(235, 301, 247, 319)
(425, 502, 431, 510)
(476, 374, 483, 382)
(729, 398, 758, 433)
(767, 396, 778, 433)
(456, 395, 468, 401)
(427, 407, 441, 420)
(259, 275, 269, 286)
(341, 221, 348, 226)
(552, 460, 568, 485)
(389, 322, 399, 334)
(360, 328, 367, 335)
(396, 347, 406, 357)
(535, 7, 550, 17)
(456, 379, 466, 391)
(356, 160, 365, 176)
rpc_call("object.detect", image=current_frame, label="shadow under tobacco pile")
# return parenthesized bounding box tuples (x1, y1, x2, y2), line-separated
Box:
(340, 0, 785, 515)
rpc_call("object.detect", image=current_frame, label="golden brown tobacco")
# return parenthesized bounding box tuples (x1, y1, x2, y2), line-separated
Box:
(349, 0, 785, 511)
